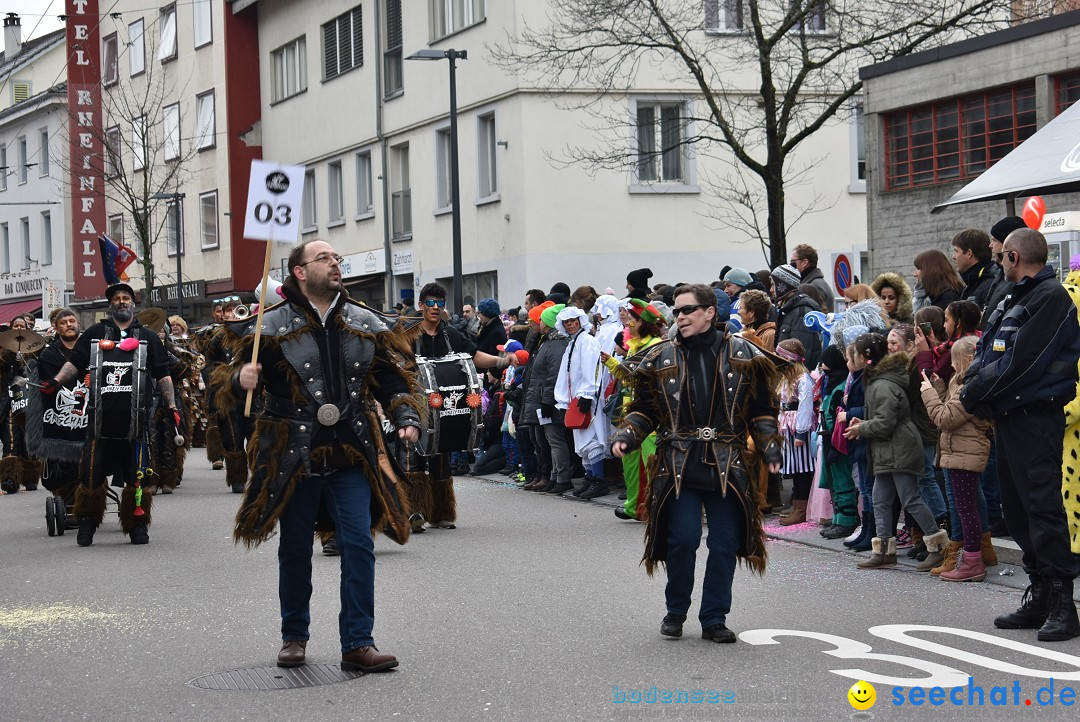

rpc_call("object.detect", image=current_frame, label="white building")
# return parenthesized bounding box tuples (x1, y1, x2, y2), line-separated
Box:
(238, 0, 868, 310)
(0, 17, 69, 325)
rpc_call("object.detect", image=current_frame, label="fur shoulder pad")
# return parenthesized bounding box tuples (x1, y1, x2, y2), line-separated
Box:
(340, 300, 391, 335)
(225, 301, 303, 339)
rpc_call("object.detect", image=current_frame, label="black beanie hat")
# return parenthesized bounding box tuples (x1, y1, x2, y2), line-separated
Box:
(990, 216, 1027, 243)
(549, 282, 571, 297)
(626, 268, 653, 290)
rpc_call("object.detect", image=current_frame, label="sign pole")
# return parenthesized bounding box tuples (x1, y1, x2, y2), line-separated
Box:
(244, 236, 274, 417)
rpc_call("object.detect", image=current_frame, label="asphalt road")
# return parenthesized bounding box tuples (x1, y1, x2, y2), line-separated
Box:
(2, 458, 1080, 721)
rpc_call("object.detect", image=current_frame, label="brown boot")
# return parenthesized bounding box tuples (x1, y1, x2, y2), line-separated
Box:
(941, 549, 987, 582)
(778, 499, 807, 526)
(931, 540, 962, 576)
(916, 529, 949, 572)
(857, 537, 897, 569)
(980, 532, 998, 566)
(340, 645, 398, 673)
(524, 477, 549, 491)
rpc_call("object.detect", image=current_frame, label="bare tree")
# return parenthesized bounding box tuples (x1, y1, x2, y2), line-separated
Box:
(492, 0, 1007, 267)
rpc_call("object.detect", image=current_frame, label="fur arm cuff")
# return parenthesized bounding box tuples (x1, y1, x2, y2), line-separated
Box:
(749, 415, 783, 467)
(387, 392, 423, 429)
(612, 410, 656, 450)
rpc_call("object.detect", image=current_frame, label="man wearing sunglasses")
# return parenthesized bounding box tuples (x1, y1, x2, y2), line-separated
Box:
(611, 283, 783, 645)
(228, 239, 423, 672)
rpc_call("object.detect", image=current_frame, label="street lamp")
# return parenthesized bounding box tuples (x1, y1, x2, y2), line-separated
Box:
(406, 48, 467, 313)
(151, 191, 185, 319)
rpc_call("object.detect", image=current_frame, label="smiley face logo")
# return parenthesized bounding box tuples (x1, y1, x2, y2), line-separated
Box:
(847, 681, 876, 710)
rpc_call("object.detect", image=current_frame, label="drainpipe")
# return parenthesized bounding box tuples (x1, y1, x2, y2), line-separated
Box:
(375, 1, 393, 309)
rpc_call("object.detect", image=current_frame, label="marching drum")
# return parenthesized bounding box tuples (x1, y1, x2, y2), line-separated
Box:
(415, 353, 482, 456)
(89, 339, 151, 441)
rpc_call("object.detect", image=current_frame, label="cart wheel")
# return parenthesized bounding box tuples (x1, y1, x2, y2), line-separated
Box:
(45, 498, 56, 537)
(54, 497, 66, 536)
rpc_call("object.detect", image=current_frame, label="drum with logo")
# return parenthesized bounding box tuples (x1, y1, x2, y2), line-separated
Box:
(89, 339, 151, 441)
(26, 361, 90, 462)
(415, 352, 482, 456)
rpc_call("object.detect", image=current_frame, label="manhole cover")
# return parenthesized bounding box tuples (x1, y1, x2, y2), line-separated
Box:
(187, 664, 362, 690)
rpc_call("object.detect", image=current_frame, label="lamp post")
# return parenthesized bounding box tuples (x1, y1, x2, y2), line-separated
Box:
(406, 48, 467, 312)
(152, 191, 185, 318)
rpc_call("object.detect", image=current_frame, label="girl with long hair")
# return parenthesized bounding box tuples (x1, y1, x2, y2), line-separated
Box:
(776, 339, 816, 526)
(913, 250, 965, 311)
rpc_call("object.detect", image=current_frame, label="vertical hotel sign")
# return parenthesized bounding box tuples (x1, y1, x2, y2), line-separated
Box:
(66, 0, 106, 299)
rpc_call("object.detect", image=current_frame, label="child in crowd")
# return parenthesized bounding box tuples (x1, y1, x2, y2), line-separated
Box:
(920, 336, 992, 582)
(776, 339, 816, 526)
(844, 333, 948, 569)
(840, 343, 873, 552)
(817, 345, 858, 538)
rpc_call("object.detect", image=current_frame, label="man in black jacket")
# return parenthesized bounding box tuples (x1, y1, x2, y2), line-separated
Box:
(771, 264, 823, 370)
(962, 227, 1080, 642)
(789, 244, 834, 311)
(952, 228, 997, 310)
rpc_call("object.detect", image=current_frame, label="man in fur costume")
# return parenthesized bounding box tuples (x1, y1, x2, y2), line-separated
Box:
(611, 283, 783, 644)
(205, 298, 254, 492)
(41, 283, 177, 547)
(227, 239, 423, 673)
(193, 300, 226, 470)
(0, 315, 43, 493)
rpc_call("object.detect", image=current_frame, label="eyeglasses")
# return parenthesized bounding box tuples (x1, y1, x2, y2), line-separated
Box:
(672, 303, 709, 317)
(422, 299, 446, 308)
(994, 252, 1004, 263)
(299, 253, 344, 268)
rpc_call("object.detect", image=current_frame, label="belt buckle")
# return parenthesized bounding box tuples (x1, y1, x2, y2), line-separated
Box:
(697, 427, 716, 441)
(316, 403, 341, 426)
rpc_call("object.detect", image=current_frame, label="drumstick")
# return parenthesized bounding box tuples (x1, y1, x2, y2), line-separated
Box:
(244, 240, 274, 417)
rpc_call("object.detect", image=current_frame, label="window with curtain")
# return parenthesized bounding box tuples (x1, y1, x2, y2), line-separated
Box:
(41, 211, 52, 266)
(302, 168, 317, 230)
(328, 160, 345, 222)
(20, 217, 30, 270)
(636, 101, 685, 183)
(132, 117, 146, 171)
(705, 0, 744, 31)
(105, 127, 121, 177)
(109, 214, 125, 244)
(356, 150, 373, 216)
(103, 33, 119, 84)
(200, 191, 218, 249)
(163, 104, 181, 161)
(391, 143, 411, 238)
(431, 0, 486, 40)
(477, 112, 497, 198)
(435, 128, 451, 210)
(271, 36, 307, 103)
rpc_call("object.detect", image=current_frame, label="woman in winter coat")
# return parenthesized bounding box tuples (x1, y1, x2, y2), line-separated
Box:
(844, 333, 948, 569)
(521, 305, 570, 492)
(920, 336, 991, 582)
(913, 250, 964, 312)
(871, 272, 915, 326)
(771, 264, 824, 369)
(736, 289, 777, 352)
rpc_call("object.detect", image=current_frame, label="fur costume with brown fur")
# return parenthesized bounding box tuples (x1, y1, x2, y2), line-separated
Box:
(118, 484, 153, 533)
(0, 455, 21, 488)
(19, 457, 41, 489)
(72, 484, 107, 526)
(430, 477, 457, 524)
(205, 421, 225, 461)
(224, 451, 248, 489)
(402, 471, 433, 523)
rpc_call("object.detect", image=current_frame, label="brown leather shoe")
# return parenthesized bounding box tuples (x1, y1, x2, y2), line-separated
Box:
(340, 645, 398, 673)
(277, 640, 307, 668)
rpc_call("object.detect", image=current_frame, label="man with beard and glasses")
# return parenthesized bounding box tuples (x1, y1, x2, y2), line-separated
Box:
(0, 314, 43, 494)
(41, 283, 175, 547)
(224, 239, 422, 672)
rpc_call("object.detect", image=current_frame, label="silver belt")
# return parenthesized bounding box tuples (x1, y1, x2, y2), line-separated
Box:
(693, 427, 719, 441)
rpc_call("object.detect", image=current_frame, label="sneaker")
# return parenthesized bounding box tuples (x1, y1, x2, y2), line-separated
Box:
(844, 526, 862, 544)
(660, 613, 686, 638)
(701, 624, 737, 643)
(409, 513, 427, 533)
(896, 529, 913, 549)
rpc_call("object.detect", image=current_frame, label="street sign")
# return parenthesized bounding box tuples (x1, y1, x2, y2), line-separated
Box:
(243, 160, 306, 242)
(833, 253, 854, 293)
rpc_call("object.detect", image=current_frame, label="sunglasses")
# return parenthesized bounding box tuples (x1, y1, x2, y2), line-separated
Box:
(422, 299, 446, 308)
(672, 303, 709, 317)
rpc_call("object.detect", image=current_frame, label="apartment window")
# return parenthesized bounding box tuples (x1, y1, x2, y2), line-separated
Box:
(166, 199, 183, 255)
(356, 150, 374, 216)
(0, 145, 5, 191)
(103, 33, 119, 85)
(1056, 71, 1080, 114)
(795, 0, 828, 34)
(38, 129, 49, 176)
(390, 143, 411, 238)
(302, 168, 317, 231)
(195, 91, 215, 150)
(271, 36, 307, 103)
(158, 5, 177, 62)
(850, 102, 866, 192)
(193, 0, 213, 48)
(199, 191, 219, 249)
(105, 126, 121, 177)
(635, 100, 686, 183)
(885, 83, 1036, 190)
(21, 217, 30, 270)
(41, 211, 52, 266)
(130, 19, 145, 76)
(478, 112, 498, 198)
(163, 103, 181, 161)
(431, 0, 486, 40)
(435, 128, 452, 210)
(16, 136, 27, 184)
(108, 214, 125, 244)
(328, 160, 345, 222)
(1, 223, 8, 273)
(132, 116, 146, 171)
(705, 0, 744, 32)
(323, 6, 363, 81)
(384, 0, 403, 96)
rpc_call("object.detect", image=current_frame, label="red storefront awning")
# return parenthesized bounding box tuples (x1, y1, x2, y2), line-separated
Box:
(0, 299, 43, 325)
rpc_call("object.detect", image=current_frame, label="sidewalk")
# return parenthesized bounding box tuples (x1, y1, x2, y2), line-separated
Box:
(466, 471, 1080, 602)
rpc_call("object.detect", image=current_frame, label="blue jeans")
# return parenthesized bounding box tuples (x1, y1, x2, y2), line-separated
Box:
(278, 467, 376, 653)
(919, 443, 948, 520)
(664, 488, 742, 628)
(980, 440, 1002, 521)
(944, 468, 988, 542)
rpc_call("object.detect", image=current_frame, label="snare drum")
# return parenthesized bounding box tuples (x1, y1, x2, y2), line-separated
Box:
(415, 352, 482, 456)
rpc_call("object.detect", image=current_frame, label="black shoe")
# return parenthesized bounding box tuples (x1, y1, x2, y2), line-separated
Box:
(231, 481, 245, 494)
(130, 524, 149, 545)
(819, 524, 836, 538)
(1038, 580, 1080, 642)
(77, 517, 96, 547)
(23, 483, 38, 491)
(618, 493, 627, 501)
(660, 613, 685, 638)
(822, 524, 856, 540)
(497, 466, 516, 476)
(995, 580, 1051, 629)
(701, 624, 737, 643)
(580, 480, 611, 500)
(614, 507, 637, 521)
(988, 517, 1010, 538)
(322, 537, 339, 556)
(1, 479, 17, 494)
(907, 540, 926, 559)
(539, 480, 558, 494)
(547, 481, 573, 495)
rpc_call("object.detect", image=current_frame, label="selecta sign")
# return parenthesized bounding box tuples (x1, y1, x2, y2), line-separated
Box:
(66, 0, 107, 299)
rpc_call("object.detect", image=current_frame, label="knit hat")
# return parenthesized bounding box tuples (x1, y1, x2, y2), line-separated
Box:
(540, 303, 566, 329)
(548, 282, 571, 298)
(476, 298, 500, 319)
(626, 268, 653, 290)
(723, 267, 754, 288)
(528, 300, 554, 325)
(770, 264, 801, 297)
(627, 298, 662, 325)
(990, 216, 1027, 243)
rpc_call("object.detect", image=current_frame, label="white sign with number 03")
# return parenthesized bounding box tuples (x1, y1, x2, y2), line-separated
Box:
(243, 160, 307, 243)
